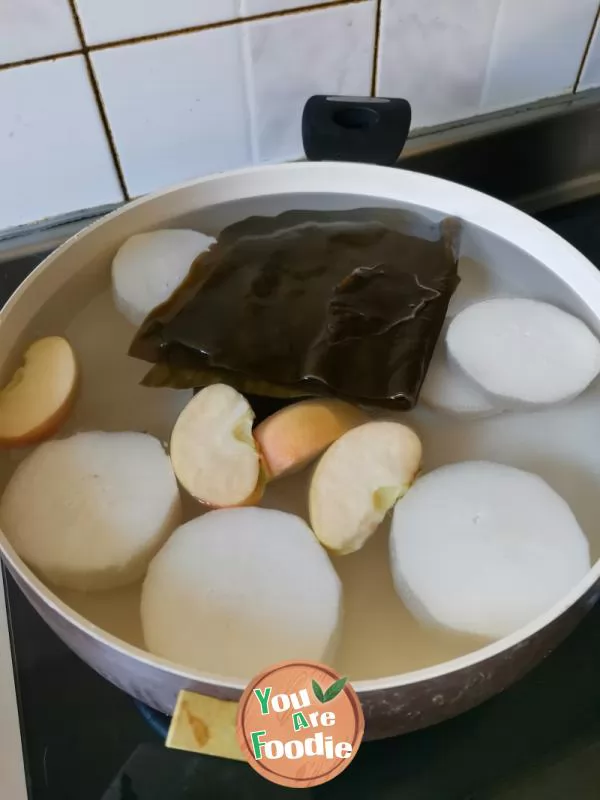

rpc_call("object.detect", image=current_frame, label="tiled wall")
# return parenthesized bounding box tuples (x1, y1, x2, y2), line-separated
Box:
(2, 0, 600, 232)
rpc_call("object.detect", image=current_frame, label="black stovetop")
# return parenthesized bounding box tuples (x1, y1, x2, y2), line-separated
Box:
(4, 197, 600, 800)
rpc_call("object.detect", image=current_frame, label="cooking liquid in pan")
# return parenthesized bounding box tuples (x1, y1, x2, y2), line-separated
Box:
(1, 235, 600, 682)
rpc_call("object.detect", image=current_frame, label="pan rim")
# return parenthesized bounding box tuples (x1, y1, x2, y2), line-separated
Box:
(1, 159, 600, 696)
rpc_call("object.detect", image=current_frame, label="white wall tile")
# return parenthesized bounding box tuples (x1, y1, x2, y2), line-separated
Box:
(482, 0, 599, 112)
(91, 28, 252, 197)
(242, 0, 341, 14)
(75, 0, 239, 45)
(0, 57, 123, 230)
(247, 1, 375, 163)
(0, 0, 80, 66)
(377, 0, 501, 130)
(75, 1, 358, 46)
(578, 15, 600, 90)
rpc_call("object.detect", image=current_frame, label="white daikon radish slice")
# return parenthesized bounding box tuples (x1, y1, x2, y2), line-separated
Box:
(420, 329, 499, 418)
(112, 229, 215, 327)
(309, 421, 422, 555)
(390, 461, 590, 639)
(141, 508, 342, 677)
(170, 384, 262, 508)
(447, 299, 600, 408)
(0, 432, 181, 591)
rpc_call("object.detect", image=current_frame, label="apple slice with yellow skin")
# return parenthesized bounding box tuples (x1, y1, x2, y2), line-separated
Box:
(0, 337, 78, 448)
(309, 421, 422, 555)
(170, 384, 263, 508)
(254, 399, 368, 479)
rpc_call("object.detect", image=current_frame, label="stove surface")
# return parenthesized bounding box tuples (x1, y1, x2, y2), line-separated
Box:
(3, 197, 600, 799)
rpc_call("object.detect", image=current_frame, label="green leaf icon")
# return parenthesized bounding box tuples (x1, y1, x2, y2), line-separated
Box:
(312, 679, 325, 703)
(323, 677, 348, 703)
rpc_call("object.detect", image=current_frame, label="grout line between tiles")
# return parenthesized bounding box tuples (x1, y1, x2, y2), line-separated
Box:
(370, 0, 383, 96)
(0, 1, 370, 72)
(0, 50, 81, 73)
(67, 0, 130, 200)
(85, 0, 368, 52)
(574, 1, 600, 91)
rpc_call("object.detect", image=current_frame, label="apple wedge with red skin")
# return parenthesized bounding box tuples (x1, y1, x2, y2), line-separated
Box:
(170, 389, 370, 508)
(0, 336, 78, 448)
(254, 398, 368, 480)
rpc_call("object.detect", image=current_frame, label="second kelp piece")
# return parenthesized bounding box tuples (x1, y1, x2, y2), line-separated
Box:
(130, 209, 461, 410)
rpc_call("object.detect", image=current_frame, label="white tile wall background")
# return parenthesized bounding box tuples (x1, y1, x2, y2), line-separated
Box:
(248, 3, 375, 163)
(91, 27, 253, 196)
(73, 0, 335, 45)
(479, 0, 599, 110)
(1, 0, 599, 230)
(377, 0, 502, 129)
(74, 0, 240, 45)
(0, 0, 79, 66)
(377, 0, 599, 128)
(580, 13, 600, 89)
(0, 57, 123, 229)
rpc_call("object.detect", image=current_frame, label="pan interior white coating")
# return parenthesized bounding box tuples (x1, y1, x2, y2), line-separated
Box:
(0, 163, 599, 689)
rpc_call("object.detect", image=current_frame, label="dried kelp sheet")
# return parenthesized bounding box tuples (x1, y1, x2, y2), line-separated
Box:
(130, 208, 462, 409)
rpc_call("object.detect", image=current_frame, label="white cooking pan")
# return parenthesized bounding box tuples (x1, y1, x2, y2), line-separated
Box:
(1, 160, 599, 740)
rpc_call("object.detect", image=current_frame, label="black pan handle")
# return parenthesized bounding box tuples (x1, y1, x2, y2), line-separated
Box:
(302, 95, 411, 167)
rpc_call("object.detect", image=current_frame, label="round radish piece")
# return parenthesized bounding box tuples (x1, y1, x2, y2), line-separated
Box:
(447, 299, 600, 408)
(170, 384, 262, 508)
(0, 432, 181, 591)
(309, 421, 422, 555)
(112, 229, 215, 327)
(390, 461, 590, 639)
(420, 329, 500, 418)
(141, 508, 342, 677)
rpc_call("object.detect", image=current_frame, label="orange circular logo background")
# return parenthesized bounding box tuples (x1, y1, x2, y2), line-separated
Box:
(236, 661, 364, 788)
